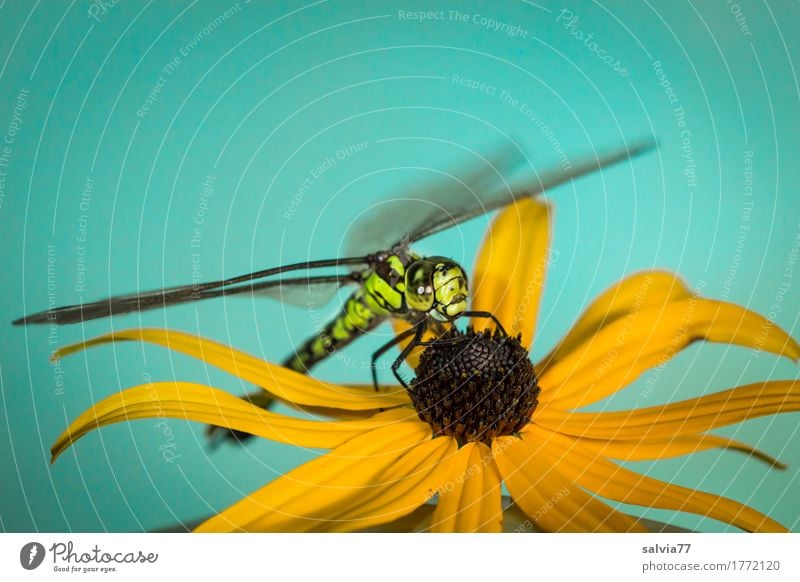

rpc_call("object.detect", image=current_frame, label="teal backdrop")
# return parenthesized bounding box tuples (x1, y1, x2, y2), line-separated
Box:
(1, 0, 798, 532)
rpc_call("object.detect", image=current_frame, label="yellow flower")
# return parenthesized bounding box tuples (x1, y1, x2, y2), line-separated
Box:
(51, 198, 800, 532)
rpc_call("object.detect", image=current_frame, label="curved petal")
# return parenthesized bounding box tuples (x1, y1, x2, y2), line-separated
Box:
(472, 198, 552, 349)
(327, 436, 458, 532)
(429, 442, 503, 533)
(195, 420, 432, 532)
(53, 328, 410, 410)
(285, 402, 397, 420)
(493, 435, 645, 532)
(535, 380, 800, 440)
(51, 382, 414, 462)
(539, 271, 690, 371)
(499, 497, 694, 533)
(530, 426, 787, 532)
(538, 299, 800, 410)
(548, 432, 785, 469)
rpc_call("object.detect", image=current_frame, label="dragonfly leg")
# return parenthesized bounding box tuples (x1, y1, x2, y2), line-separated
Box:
(370, 324, 419, 391)
(391, 323, 426, 390)
(462, 310, 508, 336)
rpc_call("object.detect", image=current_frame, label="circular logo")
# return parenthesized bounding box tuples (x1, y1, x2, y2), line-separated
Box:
(20, 542, 46, 570)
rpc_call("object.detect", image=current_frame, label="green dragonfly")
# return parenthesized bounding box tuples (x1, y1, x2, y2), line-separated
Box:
(14, 140, 654, 438)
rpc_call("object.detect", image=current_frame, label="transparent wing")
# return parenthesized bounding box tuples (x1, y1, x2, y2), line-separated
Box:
(345, 143, 526, 256)
(252, 277, 351, 308)
(13, 259, 368, 326)
(345, 139, 656, 254)
(406, 139, 656, 243)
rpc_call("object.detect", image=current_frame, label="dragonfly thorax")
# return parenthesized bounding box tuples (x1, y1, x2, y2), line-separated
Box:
(404, 256, 468, 320)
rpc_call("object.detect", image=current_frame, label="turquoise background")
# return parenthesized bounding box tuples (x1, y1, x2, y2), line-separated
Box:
(1, 0, 798, 532)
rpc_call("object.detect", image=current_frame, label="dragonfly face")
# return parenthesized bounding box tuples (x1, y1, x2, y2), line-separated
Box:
(404, 256, 468, 321)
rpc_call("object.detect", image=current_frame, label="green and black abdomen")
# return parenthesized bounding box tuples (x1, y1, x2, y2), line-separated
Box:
(283, 259, 408, 373)
(283, 288, 391, 372)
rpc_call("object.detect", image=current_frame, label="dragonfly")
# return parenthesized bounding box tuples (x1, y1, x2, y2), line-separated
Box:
(14, 140, 655, 439)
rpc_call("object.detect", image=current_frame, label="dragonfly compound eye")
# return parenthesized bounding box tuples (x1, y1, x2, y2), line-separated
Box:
(404, 261, 435, 312)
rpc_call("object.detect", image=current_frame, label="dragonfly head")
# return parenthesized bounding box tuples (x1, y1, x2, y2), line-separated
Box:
(405, 257, 468, 320)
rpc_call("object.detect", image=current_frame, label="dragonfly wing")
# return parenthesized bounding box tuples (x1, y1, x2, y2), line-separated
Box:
(250, 276, 355, 308)
(13, 257, 371, 326)
(344, 143, 527, 256)
(12, 283, 209, 325)
(405, 139, 657, 244)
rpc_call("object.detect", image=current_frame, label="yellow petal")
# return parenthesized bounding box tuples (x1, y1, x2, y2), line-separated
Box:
(51, 382, 414, 462)
(195, 420, 432, 532)
(535, 380, 800, 440)
(285, 401, 405, 420)
(493, 435, 645, 532)
(429, 442, 503, 532)
(472, 198, 552, 349)
(327, 436, 458, 532)
(539, 271, 690, 371)
(549, 432, 785, 469)
(54, 328, 410, 410)
(539, 299, 800, 410)
(530, 426, 787, 532)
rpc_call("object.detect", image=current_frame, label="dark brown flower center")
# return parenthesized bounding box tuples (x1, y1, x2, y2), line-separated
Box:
(409, 327, 539, 444)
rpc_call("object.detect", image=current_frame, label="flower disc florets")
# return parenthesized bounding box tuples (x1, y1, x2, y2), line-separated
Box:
(410, 327, 539, 444)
